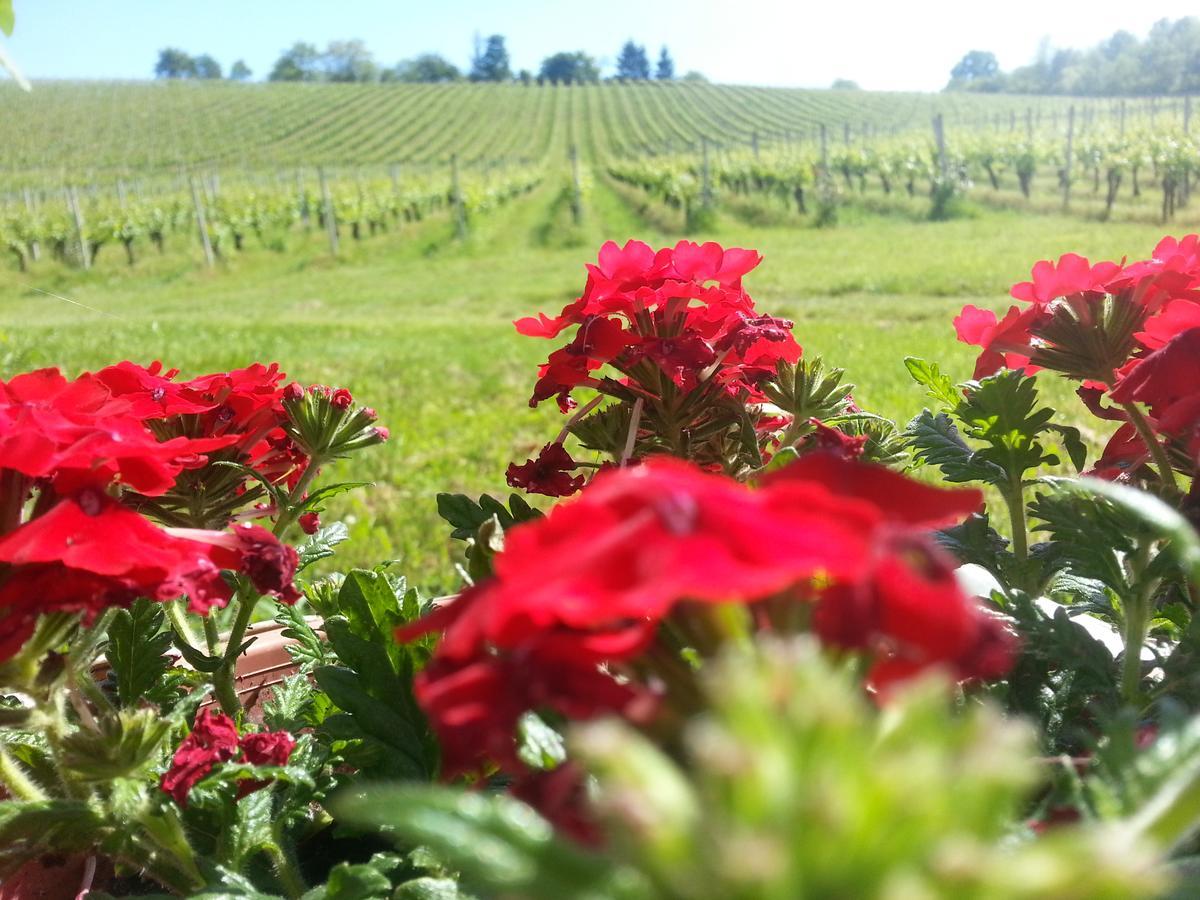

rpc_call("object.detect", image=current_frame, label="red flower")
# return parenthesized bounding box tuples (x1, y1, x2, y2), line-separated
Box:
(400, 456, 996, 785)
(160, 709, 240, 805)
(1010, 253, 1123, 305)
(160, 711, 295, 806)
(506, 442, 586, 497)
(510, 763, 602, 846)
(240, 730, 296, 766)
(330, 388, 354, 409)
(800, 420, 868, 460)
(516, 240, 792, 414)
(298, 511, 321, 534)
(0, 367, 229, 497)
(952, 304, 1037, 379)
(167, 522, 301, 606)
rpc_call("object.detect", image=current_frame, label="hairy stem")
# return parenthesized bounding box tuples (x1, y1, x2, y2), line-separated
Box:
(1120, 400, 1180, 495)
(0, 741, 47, 801)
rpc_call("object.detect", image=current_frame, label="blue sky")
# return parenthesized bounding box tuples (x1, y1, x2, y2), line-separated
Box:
(3, 0, 1199, 90)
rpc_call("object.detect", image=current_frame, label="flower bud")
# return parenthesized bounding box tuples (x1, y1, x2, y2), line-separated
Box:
(331, 388, 353, 410)
(298, 511, 321, 535)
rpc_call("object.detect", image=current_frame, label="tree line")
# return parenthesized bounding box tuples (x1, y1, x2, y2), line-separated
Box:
(947, 17, 1200, 95)
(154, 36, 706, 85)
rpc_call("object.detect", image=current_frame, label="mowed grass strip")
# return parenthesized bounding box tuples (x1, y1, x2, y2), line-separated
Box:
(1, 179, 1185, 587)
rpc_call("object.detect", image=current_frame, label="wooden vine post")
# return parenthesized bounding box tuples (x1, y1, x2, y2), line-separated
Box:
(66, 185, 91, 271)
(700, 137, 713, 209)
(932, 114, 947, 183)
(450, 154, 467, 240)
(317, 166, 339, 256)
(1062, 105, 1075, 213)
(569, 143, 583, 225)
(23, 187, 40, 261)
(188, 176, 215, 268)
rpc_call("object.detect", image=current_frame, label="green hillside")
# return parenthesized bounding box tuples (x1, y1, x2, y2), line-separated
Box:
(0, 79, 1119, 175)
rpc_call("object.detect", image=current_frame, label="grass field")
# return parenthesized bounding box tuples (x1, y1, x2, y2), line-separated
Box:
(2, 169, 1186, 590)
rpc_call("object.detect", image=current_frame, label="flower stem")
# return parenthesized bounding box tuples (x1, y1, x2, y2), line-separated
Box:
(211, 457, 326, 716)
(1120, 400, 1180, 494)
(1121, 545, 1159, 709)
(213, 579, 255, 716)
(0, 741, 46, 801)
(1004, 474, 1029, 563)
(269, 822, 308, 898)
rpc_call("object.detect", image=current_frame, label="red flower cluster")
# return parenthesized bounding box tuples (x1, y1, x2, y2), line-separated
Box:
(399, 454, 1012, 783)
(508, 240, 806, 496)
(953, 236, 1200, 480)
(517, 239, 800, 409)
(160, 708, 295, 805)
(95, 361, 311, 525)
(0, 366, 302, 660)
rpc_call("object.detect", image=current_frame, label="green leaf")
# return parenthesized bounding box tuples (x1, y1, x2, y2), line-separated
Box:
(314, 666, 430, 778)
(956, 369, 1059, 482)
(759, 356, 854, 423)
(333, 786, 636, 900)
(59, 708, 172, 782)
(935, 512, 1013, 574)
(1046, 478, 1200, 588)
(436, 493, 541, 541)
(1047, 424, 1088, 473)
(904, 409, 1006, 485)
(262, 673, 316, 732)
(301, 482, 373, 514)
(274, 603, 331, 670)
(394, 878, 470, 899)
(297, 522, 351, 571)
(107, 598, 174, 706)
(903, 356, 960, 408)
(0, 1, 12, 37)
(516, 712, 566, 771)
(825, 412, 908, 468)
(321, 861, 393, 899)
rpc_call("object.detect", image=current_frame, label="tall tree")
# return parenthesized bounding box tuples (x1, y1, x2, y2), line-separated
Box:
(393, 54, 462, 83)
(539, 51, 600, 84)
(192, 54, 223, 80)
(229, 60, 253, 81)
(655, 46, 674, 80)
(154, 48, 196, 79)
(616, 41, 651, 80)
(269, 42, 322, 82)
(323, 39, 378, 83)
(470, 34, 511, 82)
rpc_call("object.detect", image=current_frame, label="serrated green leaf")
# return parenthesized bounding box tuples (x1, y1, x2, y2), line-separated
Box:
(321, 861, 393, 899)
(59, 708, 172, 782)
(298, 522, 351, 571)
(314, 666, 430, 778)
(262, 673, 316, 732)
(107, 598, 174, 707)
(301, 482, 372, 513)
(956, 369, 1059, 482)
(275, 604, 330, 670)
(904, 409, 1007, 485)
(904, 356, 960, 408)
(935, 512, 1013, 574)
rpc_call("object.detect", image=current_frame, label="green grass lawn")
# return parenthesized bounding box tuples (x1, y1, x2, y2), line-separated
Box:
(1, 177, 1187, 590)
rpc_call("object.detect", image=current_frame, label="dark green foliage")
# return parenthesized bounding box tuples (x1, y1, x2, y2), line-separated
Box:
(107, 598, 175, 707)
(470, 35, 511, 82)
(313, 570, 437, 779)
(615, 40, 651, 81)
